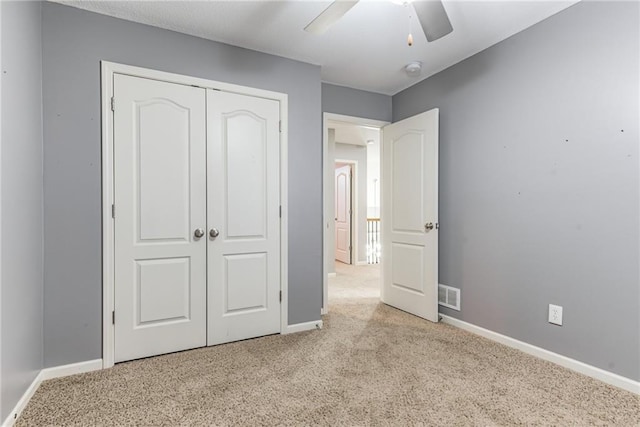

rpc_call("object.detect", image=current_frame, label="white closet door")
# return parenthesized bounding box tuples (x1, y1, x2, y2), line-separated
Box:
(381, 108, 439, 322)
(113, 74, 207, 362)
(207, 89, 281, 345)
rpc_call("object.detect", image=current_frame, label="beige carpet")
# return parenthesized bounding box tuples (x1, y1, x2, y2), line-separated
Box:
(17, 264, 639, 426)
(329, 261, 380, 300)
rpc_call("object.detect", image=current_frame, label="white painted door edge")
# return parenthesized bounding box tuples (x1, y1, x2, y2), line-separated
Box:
(102, 61, 289, 368)
(440, 315, 640, 395)
(2, 359, 103, 427)
(322, 112, 388, 315)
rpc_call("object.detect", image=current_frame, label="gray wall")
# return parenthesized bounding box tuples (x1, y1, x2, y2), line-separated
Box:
(42, 2, 322, 367)
(393, 1, 639, 380)
(334, 143, 368, 265)
(1, 1, 44, 420)
(322, 83, 392, 122)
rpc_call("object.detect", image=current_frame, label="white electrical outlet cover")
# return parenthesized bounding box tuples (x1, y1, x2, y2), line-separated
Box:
(548, 304, 563, 326)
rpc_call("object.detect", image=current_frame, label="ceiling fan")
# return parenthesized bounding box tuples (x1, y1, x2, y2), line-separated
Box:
(304, 0, 453, 43)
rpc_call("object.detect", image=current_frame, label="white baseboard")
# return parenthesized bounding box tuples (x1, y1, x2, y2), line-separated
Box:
(284, 320, 323, 334)
(327, 272, 336, 278)
(2, 359, 103, 427)
(440, 315, 639, 395)
(356, 261, 368, 266)
(40, 359, 103, 381)
(2, 371, 43, 427)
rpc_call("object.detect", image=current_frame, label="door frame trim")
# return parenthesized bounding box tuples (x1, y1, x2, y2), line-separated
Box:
(322, 113, 389, 315)
(101, 61, 289, 368)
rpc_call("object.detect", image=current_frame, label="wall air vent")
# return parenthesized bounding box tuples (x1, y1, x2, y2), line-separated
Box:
(438, 284, 461, 311)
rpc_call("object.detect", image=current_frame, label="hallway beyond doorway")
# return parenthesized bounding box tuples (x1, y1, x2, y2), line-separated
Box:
(329, 262, 380, 301)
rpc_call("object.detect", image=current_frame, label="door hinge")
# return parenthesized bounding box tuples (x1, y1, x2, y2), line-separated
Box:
(279, 290, 282, 303)
(110, 97, 115, 112)
(112, 311, 115, 324)
(279, 205, 282, 218)
(279, 120, 282, 133)
(111, 204, 115, 218)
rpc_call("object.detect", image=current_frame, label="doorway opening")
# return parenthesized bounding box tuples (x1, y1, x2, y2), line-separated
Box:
(322, 113, 389, 314)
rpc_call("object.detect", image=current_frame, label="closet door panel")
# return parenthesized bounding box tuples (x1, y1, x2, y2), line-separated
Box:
(224, 112, 267, 239)
(207, 89, 281, 345)
(113, 74, 207, 363)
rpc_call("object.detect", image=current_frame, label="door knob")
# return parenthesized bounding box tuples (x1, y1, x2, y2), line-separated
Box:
(424, 222, 434, 232)
(194, 228, 205, 239)
(209, 228, 220, 238)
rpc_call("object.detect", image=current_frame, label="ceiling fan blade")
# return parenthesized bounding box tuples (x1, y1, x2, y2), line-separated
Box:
(412, 0, 453, 42)
(304, 0, 359, 35)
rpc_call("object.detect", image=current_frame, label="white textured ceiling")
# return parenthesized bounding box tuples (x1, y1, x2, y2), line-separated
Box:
(53, 0, 579, 95)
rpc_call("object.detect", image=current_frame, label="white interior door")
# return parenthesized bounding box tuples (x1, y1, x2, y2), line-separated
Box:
(381, 108, 439, 322)
(207, 89, 281, 346)
(113, 74, 207, 362)
(335, 164, 352, 264)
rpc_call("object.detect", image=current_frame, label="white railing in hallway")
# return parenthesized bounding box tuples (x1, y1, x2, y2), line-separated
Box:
(367, 218, 380, 264)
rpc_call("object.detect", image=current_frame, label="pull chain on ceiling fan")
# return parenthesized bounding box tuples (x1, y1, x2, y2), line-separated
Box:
(304, 0, 453, 43)
(407, 3, 414, 46)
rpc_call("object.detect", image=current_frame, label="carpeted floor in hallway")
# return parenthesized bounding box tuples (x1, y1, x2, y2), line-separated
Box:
(16, 263, 639, 426)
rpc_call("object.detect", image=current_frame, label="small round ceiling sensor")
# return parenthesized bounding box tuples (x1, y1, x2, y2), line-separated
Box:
(405, 62, 422, 77)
